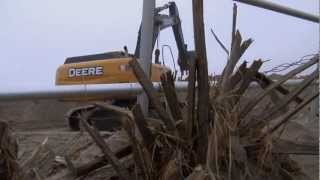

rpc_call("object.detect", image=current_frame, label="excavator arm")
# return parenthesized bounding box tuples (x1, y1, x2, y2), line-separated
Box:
(134, 2, 195, 75)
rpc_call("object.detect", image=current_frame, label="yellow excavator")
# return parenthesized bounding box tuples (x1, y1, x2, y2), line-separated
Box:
(55, 2, 194, 130)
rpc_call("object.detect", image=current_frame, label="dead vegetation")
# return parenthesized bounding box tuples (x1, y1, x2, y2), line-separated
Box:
(0, 1, 318, 180)
(1, 45, 317, 180)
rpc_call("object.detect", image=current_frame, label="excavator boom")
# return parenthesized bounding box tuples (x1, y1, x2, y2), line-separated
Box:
(134, 2, 195, 74)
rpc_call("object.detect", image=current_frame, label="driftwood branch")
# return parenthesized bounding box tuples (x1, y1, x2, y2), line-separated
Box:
(121, 115, 154, 180)
(132, 104, 155, 151)
(221, 30, 242, 89)
(254, 72, 303, 104)
(161, 71, 183, 120)
(21, 137, 48, 169)
(231, 3, 237, 50)
(241, 69, 319, 135)
(227, 61, 247, 92)
(193, 0, 210, 164)
(129, 58, 177, 134)
(255, 78, 284, 107)
(80, 113, 131, 180)
(210, 28, 229, 55)
(263, 69, 318, 119)
(221, 31, 253, 91)
(75, 145, 132, 177)
(239, 55, 318, 118)
(186, 58, 196, 141)
(231, 60, 263, 105)
(262, 92, 319, 138)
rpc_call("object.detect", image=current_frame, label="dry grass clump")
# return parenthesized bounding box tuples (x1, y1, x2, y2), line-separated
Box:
(79, 51, 317, 180)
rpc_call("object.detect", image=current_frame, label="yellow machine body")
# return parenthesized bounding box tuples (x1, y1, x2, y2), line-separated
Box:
(56, 57, 167, 85)
(55, 56, 169, 101)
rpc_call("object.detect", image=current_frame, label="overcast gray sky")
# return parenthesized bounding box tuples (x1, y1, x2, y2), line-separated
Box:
(0, 0, 318, 88)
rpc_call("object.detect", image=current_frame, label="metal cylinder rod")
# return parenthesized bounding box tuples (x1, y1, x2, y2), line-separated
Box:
(0, 82, 189, 101)
(0, 80, 314, 102)
(234, 0, 319, 23)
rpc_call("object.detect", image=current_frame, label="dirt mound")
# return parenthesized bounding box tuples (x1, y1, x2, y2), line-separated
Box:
(0, 100, 81, 131)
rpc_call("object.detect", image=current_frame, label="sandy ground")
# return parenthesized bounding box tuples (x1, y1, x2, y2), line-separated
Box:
(0, 94, 318, 179)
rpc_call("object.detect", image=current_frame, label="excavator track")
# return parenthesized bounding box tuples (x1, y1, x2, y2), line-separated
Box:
(66, 100, 134, 131)
(66, 104, 123, 131)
